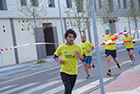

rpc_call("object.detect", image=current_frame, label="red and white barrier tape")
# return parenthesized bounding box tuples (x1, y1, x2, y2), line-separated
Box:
(100, 39, 140, 46)
(1, 39, 139, 52)
(95, 30, 140, 38)
(0, 42, 60, 52)
(1, 36, 140, 52)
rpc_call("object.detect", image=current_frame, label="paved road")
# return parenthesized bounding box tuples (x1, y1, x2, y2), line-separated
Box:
(0, 46, 139, 94)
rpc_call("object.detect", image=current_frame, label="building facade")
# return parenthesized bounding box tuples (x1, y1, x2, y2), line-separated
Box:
(0, 0, 140, 66)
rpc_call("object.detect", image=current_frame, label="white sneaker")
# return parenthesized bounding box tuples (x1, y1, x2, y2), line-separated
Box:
(131, 61, 134, 65)
(133, 55, 135, 61)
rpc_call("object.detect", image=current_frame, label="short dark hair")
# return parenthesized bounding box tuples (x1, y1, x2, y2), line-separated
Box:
(65, 29, 77, 39)
(124, 30, 127, 32)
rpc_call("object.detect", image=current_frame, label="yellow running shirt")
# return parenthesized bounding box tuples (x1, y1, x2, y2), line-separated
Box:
(123, 36, 134, 48)
(55, 43, 83, 75)
(80, 41, 93, 56)
(103, 35, 116, 50)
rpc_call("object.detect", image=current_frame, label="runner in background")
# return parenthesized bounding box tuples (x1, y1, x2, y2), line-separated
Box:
(103, 28, 121, 76)
(80, 35, 95, 79)
(53, 29, 86, 94)
(122, 30, 135, 65)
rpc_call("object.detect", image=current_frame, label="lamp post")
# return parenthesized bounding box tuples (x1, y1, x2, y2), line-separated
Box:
(90, 0, 105, 94)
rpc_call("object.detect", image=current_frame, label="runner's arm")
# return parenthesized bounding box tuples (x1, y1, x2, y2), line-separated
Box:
(74, 51, 85, 61)
(90, 46, 95, 51)
(53, 54, 65, 64)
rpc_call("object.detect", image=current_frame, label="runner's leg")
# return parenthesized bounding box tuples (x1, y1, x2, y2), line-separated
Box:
(60, 72, 71, 94)
(69, 75, 77, 94)
(83, 62, 90, 76)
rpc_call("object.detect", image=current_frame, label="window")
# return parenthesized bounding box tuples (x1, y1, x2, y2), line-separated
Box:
(30, 0, 39, 6)
(123, 0, 127, 9)
(99, 0, 102, 9)
(118, 0, 121, 9)
(139, 0, 140, 10)
(0, 0, 7, 10)
(130, 0, 134, 9)
(21, 0, 27, 6)
(76, 0, 83, 12)
(108, 0, 114, 12)
(66, 0, 72, 8)
(48, 0, 55, 7)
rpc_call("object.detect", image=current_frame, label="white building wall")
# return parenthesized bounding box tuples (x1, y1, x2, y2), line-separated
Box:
(0, 0, 18, 18)
(117, 17, 130, 41)
(0, 0, 68, 18)
(1, 0, 140, 66)
(90, 18, 105, 46)
(13, 19, 37, 63)
(52, 19, 63, 44)
(0, 19, 16, 65)
(96, 18, 105, 45)
(118, 17, 139, 40)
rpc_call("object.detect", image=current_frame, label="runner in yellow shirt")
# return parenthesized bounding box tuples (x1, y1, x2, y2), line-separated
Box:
(54, 29, 86, 94)
(80, 35, 95, 79)
(122, 30, 135, 65)
(103, 28, 121, 76)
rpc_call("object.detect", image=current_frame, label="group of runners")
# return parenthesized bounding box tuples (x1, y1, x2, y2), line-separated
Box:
(53, 28, 135, 94)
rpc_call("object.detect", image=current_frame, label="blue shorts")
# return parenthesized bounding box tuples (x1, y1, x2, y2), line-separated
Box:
(82, 56, 92, 65)
(105, 49, 116, 58)
(126, 48, 134, 51)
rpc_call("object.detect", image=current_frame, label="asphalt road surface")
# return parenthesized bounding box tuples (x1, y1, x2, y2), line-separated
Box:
(0, 46, 140, 94)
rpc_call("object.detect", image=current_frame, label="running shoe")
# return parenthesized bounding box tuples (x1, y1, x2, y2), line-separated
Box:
(131, 61, 134, 65)
(133, 55, 135, 61)
(92, 62, 95, 68)
(118, 64, 121, 70)
(86, 75, 90, 79)
(107, 72, 111, 76)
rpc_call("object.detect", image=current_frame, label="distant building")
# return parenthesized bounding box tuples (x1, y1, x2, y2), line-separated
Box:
(0, 0, 140, 66)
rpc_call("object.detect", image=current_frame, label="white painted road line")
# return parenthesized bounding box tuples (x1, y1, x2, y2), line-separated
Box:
(0, 66, 61, 85)
(111, 60, 131, 69)
(1, 82, 39, 94)
(48, 71, 59, 75)
(18, 81, 61, 94)
(0, 85, 17, 92)
(42, 79, 86, 94)
(72, 77, 113, 94)
(48, 76, 60, 81)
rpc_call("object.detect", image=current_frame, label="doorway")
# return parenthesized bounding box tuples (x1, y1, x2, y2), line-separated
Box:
(43, 23, 58, 56)
(109, 19, 117, 34)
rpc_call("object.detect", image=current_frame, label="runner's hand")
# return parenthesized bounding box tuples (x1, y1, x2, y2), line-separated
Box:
(74, 50, 82, 58)
(58, 60, 65, 64)
(87, 50, 91, 53)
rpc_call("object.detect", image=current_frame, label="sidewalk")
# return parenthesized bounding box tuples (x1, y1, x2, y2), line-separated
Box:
(0, 56, 58, 77)
(91, 64, 140, 94)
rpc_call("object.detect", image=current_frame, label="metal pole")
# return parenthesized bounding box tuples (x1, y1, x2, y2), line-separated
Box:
(90, 0, 105, 94)
(58, 0, 65, 43)
(0, 50, 3, 66)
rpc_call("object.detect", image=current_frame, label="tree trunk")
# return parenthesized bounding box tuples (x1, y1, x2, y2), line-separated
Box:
(134, 16, 139, 39)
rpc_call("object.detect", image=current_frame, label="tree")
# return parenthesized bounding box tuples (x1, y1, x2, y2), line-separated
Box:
(96, 0, 119, 29)
(124, 0, 140, 38)
(17, 0, 48, 60)
(64, 0, 91, 38)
